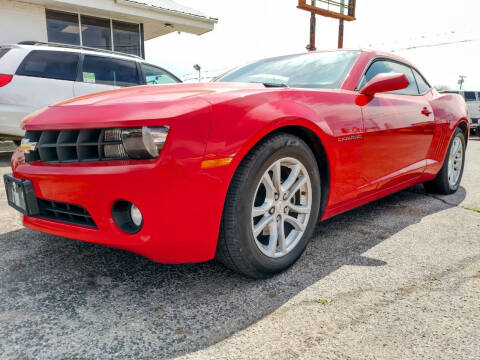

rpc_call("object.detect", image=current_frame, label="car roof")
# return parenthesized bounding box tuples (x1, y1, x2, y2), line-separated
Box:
(4, 42, 144, 62)
(357, 49, 416, 67)
(256, 48, 417, 69)
(311, 48, 416, 68)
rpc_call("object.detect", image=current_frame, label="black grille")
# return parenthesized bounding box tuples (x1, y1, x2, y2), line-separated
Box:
(24, 129, 125, 163)
(38, 199, 96, 228)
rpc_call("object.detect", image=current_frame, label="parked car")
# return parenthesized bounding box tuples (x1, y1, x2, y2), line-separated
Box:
(442, 90, 479, 135)
(4, 50, 469, 278)
(0, 41, 181, 142)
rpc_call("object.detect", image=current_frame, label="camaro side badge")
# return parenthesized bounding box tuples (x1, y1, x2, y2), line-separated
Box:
(338, 135, 362, 142)
(20, 138, 38, 154)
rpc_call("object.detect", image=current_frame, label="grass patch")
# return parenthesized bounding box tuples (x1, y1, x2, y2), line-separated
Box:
(461, 206, 480, 214)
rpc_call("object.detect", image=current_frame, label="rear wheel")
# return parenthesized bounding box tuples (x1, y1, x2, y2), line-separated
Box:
(216, 133, 321, 279)
(424, 127, 465, 194)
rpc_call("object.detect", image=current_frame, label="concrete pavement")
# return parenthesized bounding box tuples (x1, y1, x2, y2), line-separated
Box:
(0, 139, 479, 360)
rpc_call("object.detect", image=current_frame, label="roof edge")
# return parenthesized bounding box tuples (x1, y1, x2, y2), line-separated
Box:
(116, 0, 218, 24)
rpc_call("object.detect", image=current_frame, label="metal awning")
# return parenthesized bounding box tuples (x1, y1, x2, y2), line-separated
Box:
(21, 0, 217, 38)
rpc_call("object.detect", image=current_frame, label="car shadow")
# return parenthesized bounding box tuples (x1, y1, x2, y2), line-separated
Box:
(0, 185, 467, 360)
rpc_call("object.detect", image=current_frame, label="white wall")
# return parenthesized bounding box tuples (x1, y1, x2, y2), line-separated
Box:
(0, 0, 47, 45)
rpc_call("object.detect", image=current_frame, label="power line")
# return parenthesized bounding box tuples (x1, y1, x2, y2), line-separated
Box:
(390, 37, 480, 52)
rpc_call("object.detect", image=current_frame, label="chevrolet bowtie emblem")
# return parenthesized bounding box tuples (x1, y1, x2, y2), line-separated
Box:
(20, 138, 38, 154)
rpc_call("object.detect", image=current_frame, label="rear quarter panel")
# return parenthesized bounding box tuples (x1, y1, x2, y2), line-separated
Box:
(425, 91, 469, 177)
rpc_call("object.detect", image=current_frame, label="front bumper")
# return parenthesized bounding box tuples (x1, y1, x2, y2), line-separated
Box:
(11, 148, 230, 264)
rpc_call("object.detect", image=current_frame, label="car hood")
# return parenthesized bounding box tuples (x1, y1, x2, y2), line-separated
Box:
(57, 82, 267, 106)
(22, 83, 269, 130)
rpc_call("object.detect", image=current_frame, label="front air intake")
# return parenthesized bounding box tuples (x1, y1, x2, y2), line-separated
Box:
(37, 199, 96, 228)
(24, 129, 126, 163)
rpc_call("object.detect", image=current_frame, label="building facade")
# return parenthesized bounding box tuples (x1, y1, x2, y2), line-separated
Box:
(0, 0, 217, 58)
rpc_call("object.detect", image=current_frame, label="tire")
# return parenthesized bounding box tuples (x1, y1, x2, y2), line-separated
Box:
(424, 127, 466, 195)
(216, 133, 321, 279)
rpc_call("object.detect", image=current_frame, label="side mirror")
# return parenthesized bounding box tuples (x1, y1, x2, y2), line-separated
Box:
(359, 73, 409, 96)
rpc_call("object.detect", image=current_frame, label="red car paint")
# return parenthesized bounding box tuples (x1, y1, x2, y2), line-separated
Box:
(11, 50, 469, 263)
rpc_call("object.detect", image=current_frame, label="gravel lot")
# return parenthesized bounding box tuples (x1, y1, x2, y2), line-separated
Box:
(0, 139, 479, 360)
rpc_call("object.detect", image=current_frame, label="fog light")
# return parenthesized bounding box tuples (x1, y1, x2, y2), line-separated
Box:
(112, 200, 143, 234)
(130, 204, 143, 227)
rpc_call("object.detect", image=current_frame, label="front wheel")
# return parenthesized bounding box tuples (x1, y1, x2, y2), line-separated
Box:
(216, 133, 321, 279)
(424, 127, 466, 194)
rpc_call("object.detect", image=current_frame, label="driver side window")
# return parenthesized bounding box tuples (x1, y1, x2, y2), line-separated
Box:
(361, 60, 419, 95)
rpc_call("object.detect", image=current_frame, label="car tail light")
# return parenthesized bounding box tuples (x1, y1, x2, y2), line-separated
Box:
(0, 74, 13, 87)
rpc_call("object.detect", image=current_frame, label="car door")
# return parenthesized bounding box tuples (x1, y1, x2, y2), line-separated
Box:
(359, 59, 435, 193)
(74, 54, 140, 97)
(7, 50, 78, 133)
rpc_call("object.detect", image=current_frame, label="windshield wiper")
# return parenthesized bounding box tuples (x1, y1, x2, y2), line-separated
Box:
(261, 82, 288, 88)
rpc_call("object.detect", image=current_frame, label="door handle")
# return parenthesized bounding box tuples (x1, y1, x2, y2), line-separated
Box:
(421, 107, 432, 116)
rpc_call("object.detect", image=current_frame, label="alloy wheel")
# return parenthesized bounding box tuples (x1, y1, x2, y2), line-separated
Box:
(448, 135, 463, 188)
(251, 157, 312, 258)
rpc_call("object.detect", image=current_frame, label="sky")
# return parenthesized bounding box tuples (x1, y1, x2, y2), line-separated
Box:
(145, 0, 480, 90)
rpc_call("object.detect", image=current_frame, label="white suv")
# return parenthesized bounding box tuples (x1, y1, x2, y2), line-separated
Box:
(0, 41, 181, 142)
(443, 90, 480, 135)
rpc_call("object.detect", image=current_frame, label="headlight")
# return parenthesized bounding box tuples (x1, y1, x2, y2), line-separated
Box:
(103, 126, 169, 160)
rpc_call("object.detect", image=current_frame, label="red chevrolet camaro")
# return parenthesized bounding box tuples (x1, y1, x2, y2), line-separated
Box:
(5, 50, 468, 278)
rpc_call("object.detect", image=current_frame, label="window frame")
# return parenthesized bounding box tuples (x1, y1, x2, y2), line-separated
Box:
(112, 20, 141, 57)
(411, 69, 432, 95)
(45, 9, 81, 47)
(355, 56, 432, 96)
(16, 49, 81, 82)
(138, 62, 182, 85)
(78, 53, 142, 87)
(80, 14, 113, 51)
(45, 8, 143, 58)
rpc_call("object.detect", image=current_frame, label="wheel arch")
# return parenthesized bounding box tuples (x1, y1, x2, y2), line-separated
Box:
(228, 120, 332, 220)
(457, 119, 469, 145)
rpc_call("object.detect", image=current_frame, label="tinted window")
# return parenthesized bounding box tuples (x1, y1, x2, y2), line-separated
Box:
(464, 91, 476, 101)
(82, 55, 139, 86)
(217, 51, 359, 89)
(361, 60, 418, 95)
(142, 64, 179, 85)
(0, 48, 10, 60)
(113, 21, 140, 56)
(412, 70, 430, 94)
(46, 9, 80, 46)
(16, 50, 79, 81)
(81, 15, 112, 51)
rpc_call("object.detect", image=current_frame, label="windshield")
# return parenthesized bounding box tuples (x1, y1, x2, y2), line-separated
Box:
(216, 51, 359, 89)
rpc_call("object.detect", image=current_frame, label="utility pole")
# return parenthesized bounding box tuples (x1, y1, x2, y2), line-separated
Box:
(193, 64, 201, 82)
(338, 0, 345, 48)
(307, 0, 316, 51)
(458, 75, 467, 90)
